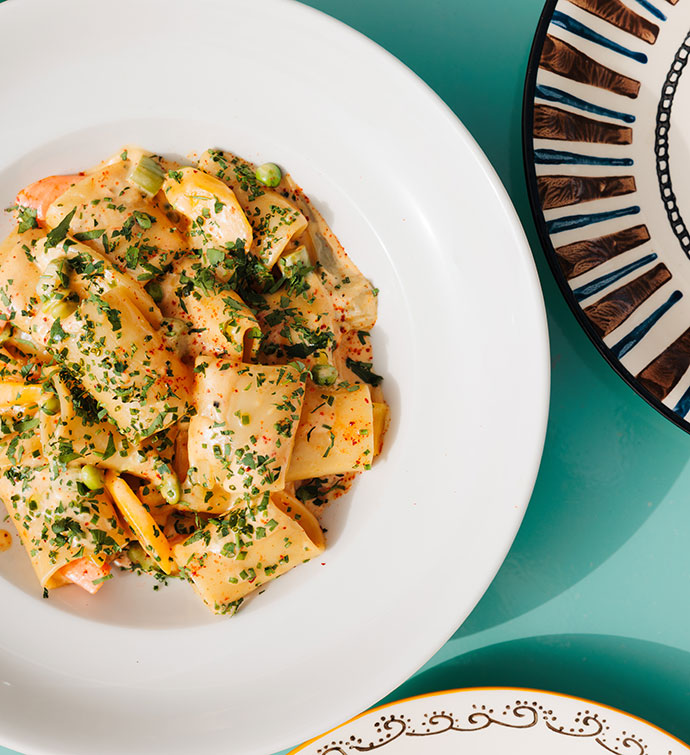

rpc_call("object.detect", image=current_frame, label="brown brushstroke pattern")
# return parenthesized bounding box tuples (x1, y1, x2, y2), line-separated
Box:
(555, 224, 650, 279)
(637, 327, 690, 401)
(540, 34, 640, 98)
(584, 263, 671, 337)
(568, 0, 658, 44)
(533, 104, 632, 144)
(664, 0, 678, 5)
(538, 175, 636, 209)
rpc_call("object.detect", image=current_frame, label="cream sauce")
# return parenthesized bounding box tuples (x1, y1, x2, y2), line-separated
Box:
(296, 473, 357, 521)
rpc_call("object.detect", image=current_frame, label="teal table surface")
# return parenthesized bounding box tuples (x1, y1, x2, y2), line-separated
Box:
(4, 1, 690, 754)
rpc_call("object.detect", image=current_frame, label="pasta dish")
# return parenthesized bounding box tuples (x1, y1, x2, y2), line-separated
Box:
(0, 147, 388, 615)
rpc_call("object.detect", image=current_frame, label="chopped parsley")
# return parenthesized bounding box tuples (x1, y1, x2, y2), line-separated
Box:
(346, 358, 383, 387)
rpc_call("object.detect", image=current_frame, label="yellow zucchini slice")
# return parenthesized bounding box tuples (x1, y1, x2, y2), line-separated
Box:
(105, 471, 175, 575)
(0, 382, 42, 408)
(162, 167, 252, 250)
(372, 402, 389, 457)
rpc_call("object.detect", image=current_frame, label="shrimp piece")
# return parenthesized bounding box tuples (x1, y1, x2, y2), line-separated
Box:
(16, 174, 84, 222)
(59, 557, 111, 594)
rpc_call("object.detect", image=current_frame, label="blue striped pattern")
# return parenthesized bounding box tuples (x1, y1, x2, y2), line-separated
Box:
(552, 10, 648, 64)
(535, 84, 635, 123)
(530, 0, 687, 423)
(547, 205, 641, 235)
(534, 149, 634, 166)
(633, 0, 666, 22)
(573, 253, 657, 302)
(610, 290, 682, 359)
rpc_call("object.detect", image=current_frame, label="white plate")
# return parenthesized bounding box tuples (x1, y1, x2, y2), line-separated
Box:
(290, 688, 690, 754)
(0, 1, 549, 754)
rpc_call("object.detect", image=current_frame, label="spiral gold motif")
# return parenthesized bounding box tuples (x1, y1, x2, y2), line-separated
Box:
(597, 737, 645, 755)
(545, 711, 604, 737)
(316, 699, 654, 753)
(351, 716, 407, 751)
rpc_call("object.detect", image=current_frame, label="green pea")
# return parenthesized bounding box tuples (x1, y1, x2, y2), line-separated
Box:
(145, 280, 163, 303)
(162, 317, 187, 343)
(44, 296, 78, 321)
(311, 364, 338, 386)
(159, 472, 180, 505)
(41, 395, 61, 416)
(255, 162, 282, 188)
(127, 542, 159, 572)
(81, 464, 104, 491)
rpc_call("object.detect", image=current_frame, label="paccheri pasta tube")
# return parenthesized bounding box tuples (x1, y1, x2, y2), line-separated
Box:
(0, 463, 126, 591)
(172, 490, 324, 614)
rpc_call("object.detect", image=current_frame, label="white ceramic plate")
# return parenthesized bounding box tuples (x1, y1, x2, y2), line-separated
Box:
(291, 688, 690, 754)
(0, 1, 549, 754)
(290, 687, 690, 755)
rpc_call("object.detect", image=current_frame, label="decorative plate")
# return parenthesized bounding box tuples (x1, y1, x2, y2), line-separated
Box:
(524, 0, 690, 431)
(0, 0, 549, 754)
(290, 687, 690, 754)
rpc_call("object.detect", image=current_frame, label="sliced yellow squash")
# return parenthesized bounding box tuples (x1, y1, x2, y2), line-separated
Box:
(0, 382, 42, 408)
(105, 471, 175, 575)
(372, 401, 389, 457)
(162, 167, 252, 250)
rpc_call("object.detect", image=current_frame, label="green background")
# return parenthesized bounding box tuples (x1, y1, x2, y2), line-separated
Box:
(4, 0, 690, 753)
